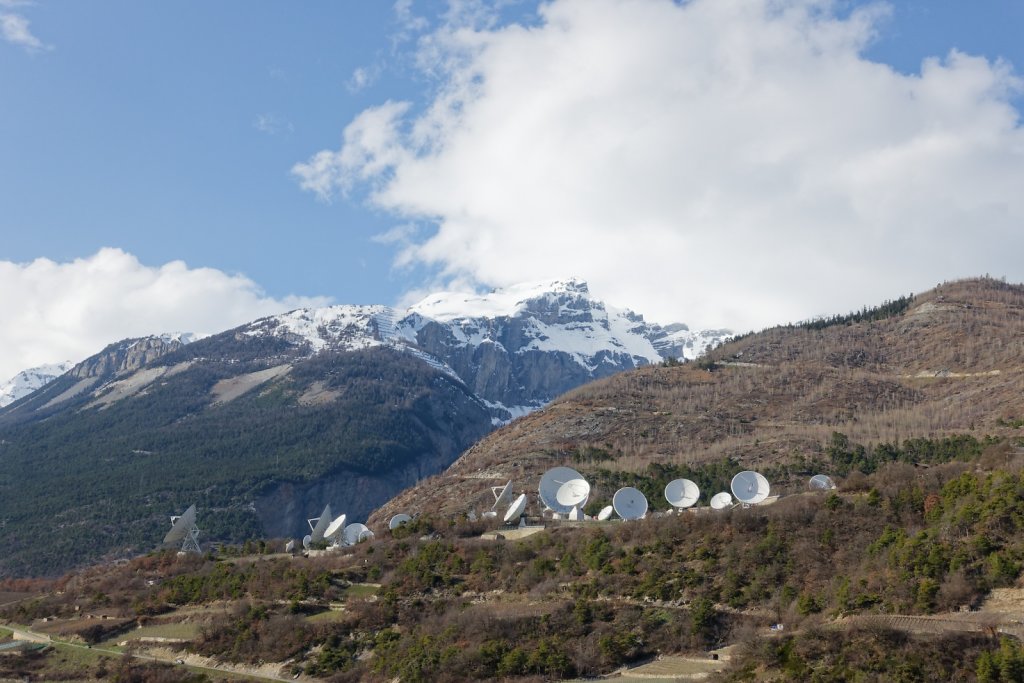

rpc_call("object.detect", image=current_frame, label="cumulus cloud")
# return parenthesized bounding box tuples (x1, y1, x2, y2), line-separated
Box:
(0, 248, 330, 380)
(294, 0, 1024, 331)
(1, 2, 50, 53)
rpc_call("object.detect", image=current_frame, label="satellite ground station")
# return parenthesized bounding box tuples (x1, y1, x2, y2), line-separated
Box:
(163, 504, 201, 554)
(664, 478, 700, 509)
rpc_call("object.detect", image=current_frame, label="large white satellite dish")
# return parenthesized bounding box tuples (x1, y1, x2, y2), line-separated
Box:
(710, 492, 733, 510)
(612, 487, 648, 521)
(343, 523, 371, 546)
(389, 513, 412, 530)
(504, 493, 527, 523)
(308, 504, 332, 542)
(539, 467, 586, 513)
(491, 480, 513, 510)
(731, 471, 771, 505)
(163, 504, 196, 545)
(597, 505, 614, 521)
(556, 479, 591, 510)
(163, 504, 201, 553)
(302, 535, 312, 550)
(323, 513, 347, 542)
(809, 474, 836, 491)
(665, 479, 700, 509)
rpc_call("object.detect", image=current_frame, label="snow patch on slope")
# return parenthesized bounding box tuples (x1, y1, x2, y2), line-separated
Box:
(0, 362, 74, 407)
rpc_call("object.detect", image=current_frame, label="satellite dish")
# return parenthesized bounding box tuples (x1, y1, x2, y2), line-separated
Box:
(343, 523, 371, 546)
(731, 471, 771, 505)
(597, 505, 614, 521)
(612, 487, 648, 521)
(302, 535, 312, 550)
(308, 504, 332, 542)
(556, 479, 591, 511)
(323, 513, 347, 542)
(539, 466, 586, 513)
(664, 479, 700, 509)
(482, 510, 498, 518)
(809, 474, 836, 491)
(389, 513, 412, 530)
(358, 528, 375, 543)
(504, 493, 527, 523)
(163, 504, 197, 545)
(285, 540, 296, 553)
(710, 492, 733, 510)
(491, 480, 513, 510)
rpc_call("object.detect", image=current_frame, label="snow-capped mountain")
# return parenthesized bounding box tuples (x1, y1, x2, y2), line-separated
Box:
(0, 362, 74, 407)
(243, 278, 729, 421)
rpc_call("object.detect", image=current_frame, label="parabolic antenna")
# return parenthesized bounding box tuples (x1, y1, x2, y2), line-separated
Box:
(504, 493, 527, 523)
(163, 504, 197, 545)
(358, 528, 375, 543)
(302, 535, 312, 550)
(491, 480, 514, 510)
(389, 513, 412, 530)
(308, 504, 332, 542)
(285, 539, 296, 553)
(664, 479, 700, 509)
(809, 474, 836, 491)
(539, 466, 586, 513)
(556, 479, 591, 510)
(710, 492, 733, 510)
(323, 513, 347, 542)
(731, 471, 771, 505)
(343, 523, 371, 546)
(597, 505, 614, 521)
(612, 487, 648, 521)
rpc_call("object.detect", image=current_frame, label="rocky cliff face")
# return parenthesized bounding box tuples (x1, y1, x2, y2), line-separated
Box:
(69, 337, 186, 379)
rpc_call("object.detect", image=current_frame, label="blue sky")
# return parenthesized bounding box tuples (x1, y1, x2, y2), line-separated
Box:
(2, 0, 1023, 378)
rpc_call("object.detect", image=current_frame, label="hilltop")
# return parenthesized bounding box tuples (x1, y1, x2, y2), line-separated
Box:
(373, 277, 1024, 522)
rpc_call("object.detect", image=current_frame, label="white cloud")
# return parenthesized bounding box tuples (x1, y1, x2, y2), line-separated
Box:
(295, 0, 1024, 332)
(347, 65, 381, 93)
(1, 6, 50, 53)
(253, 112, 294, 135)
(0, 248, 330, 381)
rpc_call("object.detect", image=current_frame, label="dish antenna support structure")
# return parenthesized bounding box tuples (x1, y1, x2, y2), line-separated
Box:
(163, 504, 201, 554)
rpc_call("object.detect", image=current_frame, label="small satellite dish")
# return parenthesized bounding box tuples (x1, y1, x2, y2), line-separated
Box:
(358, 528, 375, 543)
(389, 513, 412, 530)
(491, 480, 513, 510)
(343, 523, 371, 546)
(731, 471, 771, 505)
(665, 479, 700, 508)
(285, 539, 296, 553)
(482, 510, 498, 518)
(597, 505, 614, 521)
(308, 504, 332, 542)
(612, 487, 648, 521)
(504, 493, 527, 523)
(323, 513, 347, 542)
(539, 466, 586, 513)
(710, 492, 733, 510)
(302, 535, 312, 550)
(809, 474, 836, 491)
